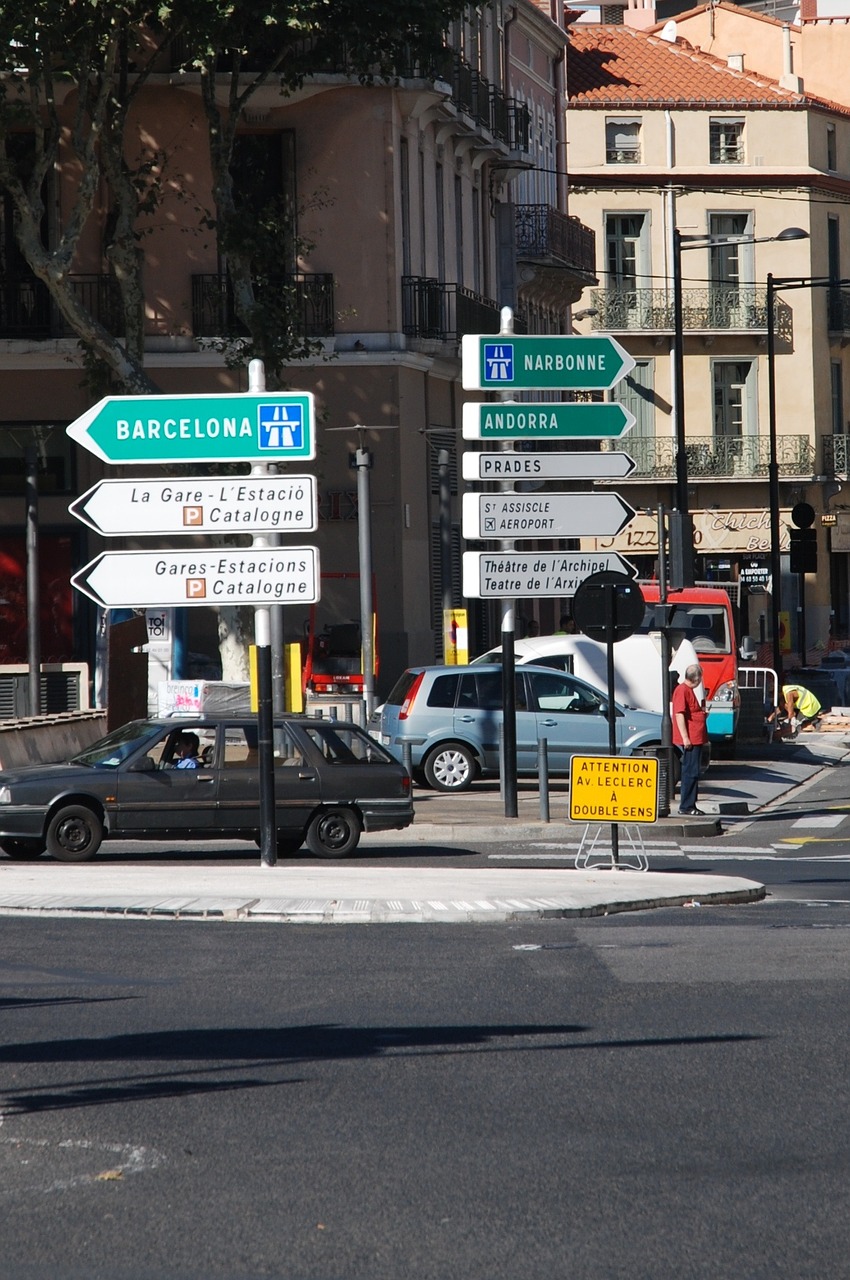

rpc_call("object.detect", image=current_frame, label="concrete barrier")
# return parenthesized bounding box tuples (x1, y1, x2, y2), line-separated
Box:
(0, 711, 108, 770)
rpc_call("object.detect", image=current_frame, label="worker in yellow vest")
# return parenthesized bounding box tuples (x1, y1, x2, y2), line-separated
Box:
(781, 683, 822, 736)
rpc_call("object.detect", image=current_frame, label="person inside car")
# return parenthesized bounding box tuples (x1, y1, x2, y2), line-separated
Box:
(173, 732, 201, 769)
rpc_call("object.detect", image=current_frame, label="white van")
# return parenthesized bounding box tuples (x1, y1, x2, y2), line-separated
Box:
(474, 633, 701, 714)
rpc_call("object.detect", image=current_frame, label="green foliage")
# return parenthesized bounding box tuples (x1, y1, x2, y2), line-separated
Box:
(0, 0, 471, 393)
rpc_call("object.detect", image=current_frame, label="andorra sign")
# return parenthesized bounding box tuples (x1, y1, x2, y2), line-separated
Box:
(461, 402, 635, 441)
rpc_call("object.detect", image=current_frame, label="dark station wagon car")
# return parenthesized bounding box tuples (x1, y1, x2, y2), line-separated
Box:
(0, 717, 413, 862)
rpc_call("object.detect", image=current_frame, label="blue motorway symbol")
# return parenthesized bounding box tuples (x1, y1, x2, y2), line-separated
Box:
(258, 402, 304, 451)
(484, 343, 514, 383)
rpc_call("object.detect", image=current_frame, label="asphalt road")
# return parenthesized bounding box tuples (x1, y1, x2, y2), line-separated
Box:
(2, 884, 850, 1279)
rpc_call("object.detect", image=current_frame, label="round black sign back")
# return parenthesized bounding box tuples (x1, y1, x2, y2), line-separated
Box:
(791, 502, 815, 529)
(572, 571, 645, 644)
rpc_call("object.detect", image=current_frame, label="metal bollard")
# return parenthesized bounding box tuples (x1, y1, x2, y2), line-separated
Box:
(538, 737, 550, 822)
(401, 742, 413, 778)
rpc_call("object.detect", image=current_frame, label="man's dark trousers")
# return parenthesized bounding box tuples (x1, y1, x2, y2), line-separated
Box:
(678, 744, 700, 813)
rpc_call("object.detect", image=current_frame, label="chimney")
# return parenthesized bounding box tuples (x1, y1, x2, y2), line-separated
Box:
(727, 52, 744, 72)
(779, 23, 804, 93)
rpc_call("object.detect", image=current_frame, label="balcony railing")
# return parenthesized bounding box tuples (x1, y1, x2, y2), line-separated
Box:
(401, 275, 527, 342)
(589, 287, 792, 339)
(515, 205, 596, 277)
(828, 288, 850, 333)
(191, 273, 335, 338)
(822, 434, 850, 476)
(614, 434, 814, 479)
(0, 274, 123, 339)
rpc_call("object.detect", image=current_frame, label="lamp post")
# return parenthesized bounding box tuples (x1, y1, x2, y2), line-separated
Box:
(766, 270, 850, 683)
(670, 226, 808, 589)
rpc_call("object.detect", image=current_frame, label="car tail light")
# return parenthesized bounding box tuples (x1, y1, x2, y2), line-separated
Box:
(401, 774, 411, 792)
(399, 671, 425, 720)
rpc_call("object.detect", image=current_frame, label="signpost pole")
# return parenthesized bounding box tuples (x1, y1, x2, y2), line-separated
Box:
(25, 445, 41, 716)
(498, 307, 518, 820)
(657, 505, 673, 819)
(604, 585, 620, 869)
(249, 359, 277, 868)
(352, 434, 376, 720)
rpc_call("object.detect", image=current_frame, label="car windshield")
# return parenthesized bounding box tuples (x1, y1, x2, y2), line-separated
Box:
(70, 720, 166, 769)
(638, 604, 731, 654)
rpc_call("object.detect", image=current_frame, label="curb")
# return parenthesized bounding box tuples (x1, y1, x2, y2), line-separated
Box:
(0, 881, 765, 924)
(364, 815, 724, 844)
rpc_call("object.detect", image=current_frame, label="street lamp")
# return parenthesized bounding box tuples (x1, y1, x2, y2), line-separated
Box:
(766, 270, 850, 684)
(671, 226, 808, 587)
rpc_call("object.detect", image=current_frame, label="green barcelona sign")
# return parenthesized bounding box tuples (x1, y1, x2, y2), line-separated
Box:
(66, 392, 315, 465)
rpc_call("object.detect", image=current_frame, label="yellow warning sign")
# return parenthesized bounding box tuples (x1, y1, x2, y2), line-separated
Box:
(569, 755, 658, 824)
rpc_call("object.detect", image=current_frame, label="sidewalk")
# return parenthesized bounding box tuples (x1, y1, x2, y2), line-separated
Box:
(0, 733, 845, 925)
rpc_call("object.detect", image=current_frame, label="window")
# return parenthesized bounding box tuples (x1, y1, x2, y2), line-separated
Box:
(230, 132, 296, 270)
(709, 118, 744, 164)
(400, 138, 411, 276)
(708, 212, 753, 326)
(612, 361, 655, 471)
(605, 119, 641, 165)
(605, 213, 648, 324)
(454, 173, 464, 286)
(712, 360, 756, 439)
(427, 674, 460, 708)
(527, 671, 603, 714)
(435, 162, 446, 281)
(827, 123, 837, 172)
(832, 360, 844, 435)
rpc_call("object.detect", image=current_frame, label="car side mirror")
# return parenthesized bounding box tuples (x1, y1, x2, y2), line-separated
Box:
(739, 635, 758, 660)
(129, 756, 156, 772)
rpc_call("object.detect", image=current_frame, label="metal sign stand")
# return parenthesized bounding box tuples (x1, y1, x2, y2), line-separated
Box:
(574, 824, 649, 872)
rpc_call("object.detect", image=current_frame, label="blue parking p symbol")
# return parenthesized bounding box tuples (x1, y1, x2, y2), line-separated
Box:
(259, 403, 304, 451)
(483, 343, 514, 383)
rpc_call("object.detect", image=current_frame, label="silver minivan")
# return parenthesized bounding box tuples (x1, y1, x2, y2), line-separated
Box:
(377, 663, 665, 791)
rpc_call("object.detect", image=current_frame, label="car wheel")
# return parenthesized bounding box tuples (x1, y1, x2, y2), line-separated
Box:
(1, 839, 45, 860)
(305, 808, 361, 858)
(276, 836, 304, 858)
(45, 805, 103, 862)
(423, 742, 477, 792)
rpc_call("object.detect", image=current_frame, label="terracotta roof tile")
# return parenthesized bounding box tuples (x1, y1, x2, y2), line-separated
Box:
(567, 24, 804, 107)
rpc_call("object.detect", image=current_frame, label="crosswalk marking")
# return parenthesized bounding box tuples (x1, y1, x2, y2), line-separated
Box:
(791, 815, 845, 828)
(489, 849, 850, 863)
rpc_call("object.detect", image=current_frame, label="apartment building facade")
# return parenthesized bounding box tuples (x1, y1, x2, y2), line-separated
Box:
(0, 2, 596, 700)
(565, 19, 850, 654)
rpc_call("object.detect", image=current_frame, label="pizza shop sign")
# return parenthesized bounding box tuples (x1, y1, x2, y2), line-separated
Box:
(582, 508, 791, 556)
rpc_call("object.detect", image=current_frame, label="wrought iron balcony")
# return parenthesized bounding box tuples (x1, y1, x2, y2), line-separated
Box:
(588, 287, 792, 339)
(614, 433, 814, 479)
(191, 273, 334, 338)
(828, 288, 850, 334)
(401, 275, 527, 342)
(0, 274, 123, 339)
(515, 205, 596, 277)
(822, 434, 850, 476)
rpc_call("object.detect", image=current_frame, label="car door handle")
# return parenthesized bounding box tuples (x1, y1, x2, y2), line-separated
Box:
(539, 718, 558, 727)
(197, 774, 215, 783)
(297, 771, 317, 780)
(457, 714, 476, 722)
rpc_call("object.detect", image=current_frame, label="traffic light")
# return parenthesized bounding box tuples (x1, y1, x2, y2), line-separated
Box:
(789, 527, 817, 574)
